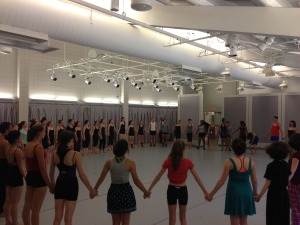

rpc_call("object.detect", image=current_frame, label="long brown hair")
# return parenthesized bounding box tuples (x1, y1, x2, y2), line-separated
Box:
(168, 140, 185, 171)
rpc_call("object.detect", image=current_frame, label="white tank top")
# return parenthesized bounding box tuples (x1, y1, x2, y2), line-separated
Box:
(150, 122, 156, 131)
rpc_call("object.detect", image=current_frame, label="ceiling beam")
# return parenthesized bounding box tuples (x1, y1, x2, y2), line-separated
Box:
(128, 6, 300, 38)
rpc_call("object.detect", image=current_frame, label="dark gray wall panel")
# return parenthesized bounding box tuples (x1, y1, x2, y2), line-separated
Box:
(285, 95, 300, 133)
(179, 95, 201, 129)
(252, 96, 278, 143)
(224, 97, 246, 133)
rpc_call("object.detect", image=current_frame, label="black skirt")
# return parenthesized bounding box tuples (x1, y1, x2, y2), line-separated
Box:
(107, 182, 136, 213)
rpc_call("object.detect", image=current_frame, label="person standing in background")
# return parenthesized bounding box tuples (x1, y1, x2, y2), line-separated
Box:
(265, 116, 284, 142)
(41, 118, 49, 163)
(18, 121, 28, 148)
(128, 120, 135, 149)
(55, 120, 65, 146)
(137, 120, 145, 147)
(74, 121, 82, 152)
(288, 133, 300, 225)
(47, 121, 55, 163)
(82, 120, 91, 156)
(195, 120, 207, 150)
(207, 121, 217, 150)
(99, 119, 106, 153)
(161, 119, 169, 147)
(119, 117, 126, 140)
(232, 121, 248, 142)
(66, 119, 75, 133)
(92, 120, 99, 155)
(286, 120, 297, 141)
(0, 122, 11, 217)
(107, 119, 117, 152)
(186, 119, 194, 149)
(173, 120, 182, 140)
(148, 117, 158, 147)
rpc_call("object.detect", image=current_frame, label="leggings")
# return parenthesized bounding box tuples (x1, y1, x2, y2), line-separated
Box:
(99, 137, 106, 150)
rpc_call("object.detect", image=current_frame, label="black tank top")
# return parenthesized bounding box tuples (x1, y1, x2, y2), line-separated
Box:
(85, 127, 90, 139)
(109, 125, 115, 136)
(101, 126, 106, 138)
(93, 128, 99, 138)
(138, 125, 144, 134)
(76, 129, 81, 139)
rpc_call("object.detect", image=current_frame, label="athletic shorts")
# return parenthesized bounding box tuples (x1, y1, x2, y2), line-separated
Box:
(26, 171, 47, 188)
(150, 131, 156, 136)
(270, 136, 279, 142)
(167, 185, 188, 205)
(187, 133, 193, 142)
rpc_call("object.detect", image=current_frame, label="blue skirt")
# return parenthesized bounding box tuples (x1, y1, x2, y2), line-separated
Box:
(107, 182, 136, 213)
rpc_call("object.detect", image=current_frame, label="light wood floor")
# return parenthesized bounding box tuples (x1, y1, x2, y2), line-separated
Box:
(0, 142, 273, 225)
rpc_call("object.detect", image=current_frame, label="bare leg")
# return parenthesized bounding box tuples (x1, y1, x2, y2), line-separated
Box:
(168, 204, 177, 225)
(112, 213, 121, 225)
(64, 201, 77, 225)
(239, 215, 248, 225)
(230, 215, 239, 225)
(53, 200, 65, 225)
(121, 212, 131, 225)
(31, 187, 47, 225)
(22, 186, 34, 225)
(179, 204, 187, 225)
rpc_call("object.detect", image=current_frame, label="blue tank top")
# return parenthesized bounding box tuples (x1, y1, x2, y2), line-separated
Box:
(57, 151, 77, 179)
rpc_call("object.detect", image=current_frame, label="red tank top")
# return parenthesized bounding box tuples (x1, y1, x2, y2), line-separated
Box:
(25, 144, 44, 172)
(271, 122, 280, 136)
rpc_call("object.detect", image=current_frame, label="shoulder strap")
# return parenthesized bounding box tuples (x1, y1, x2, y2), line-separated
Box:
(33, 144, 40, 156)
(239, 157, 246, 172)
(72, 152, 77, 164)
(229, 158, 236, 169)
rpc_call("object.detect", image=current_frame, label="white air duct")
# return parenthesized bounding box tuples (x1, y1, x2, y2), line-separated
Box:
(0, 0, 282, 88)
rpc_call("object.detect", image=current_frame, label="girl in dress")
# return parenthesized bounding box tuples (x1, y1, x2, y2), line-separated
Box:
(94, 139, 150, 225)
(255, 142, 291, 225)
(148, 140, 209, 225)
(82, 120, 91, 156)
(128, 120, 135, 148)
(92, 120, 99, 155)
(288, 133, 300, 225)
(137, 120, 145, 147)
(18, 121, 28, 148)
(207, 121, 217, 150)
(207, 138, 258, 225)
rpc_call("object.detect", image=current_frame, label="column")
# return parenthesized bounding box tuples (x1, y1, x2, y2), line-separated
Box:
(121, 80, 129, 122)
(16, 50, 30, 122)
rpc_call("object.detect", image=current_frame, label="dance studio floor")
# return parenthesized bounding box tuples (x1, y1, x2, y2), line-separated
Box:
(0, 143, 272, 225)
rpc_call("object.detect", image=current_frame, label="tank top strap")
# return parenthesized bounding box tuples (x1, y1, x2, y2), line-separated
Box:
(239, 156, 246, 172)
(33, 144, 40, 156)
(229, 158, 236, 169)
(248, 157, 252, 173)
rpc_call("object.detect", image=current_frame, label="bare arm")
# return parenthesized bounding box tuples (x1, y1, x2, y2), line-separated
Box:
(75, 152, 94, 191)
(49, 152, 56, 184)
(250, 161, 258, 195)
(15, 148, 26, 178)
(209, 160, 231, 197)
(289, 158, 299, 181)
(148, 167, 166, 192)
(55, 128, 59, 144)
(82, 126, 86, 141)
(190, 167, 208, 195)
(130, 160, 149, 195)
(256, 179, 271, 202)
(279, 124, 285, 139)
(94, 160, 110, 190)
(36, 145, 51, 188)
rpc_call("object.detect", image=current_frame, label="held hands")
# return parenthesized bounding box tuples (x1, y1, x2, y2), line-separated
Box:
(254, 194, 261, 202)
(49, 183, 55, 194)
(143, 190, 151, 199)
(89, 189, 98, 199)
(205, 192, 213, 202)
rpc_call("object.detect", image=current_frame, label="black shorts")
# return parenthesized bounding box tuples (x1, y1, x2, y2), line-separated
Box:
(150, 131, 156, 136)
(55, 177, 78, 201)
(26, 171, 47, 188)
(167, 185, 188, 205)
(187, 133, 193, 142)
(6, 167, 23, 187)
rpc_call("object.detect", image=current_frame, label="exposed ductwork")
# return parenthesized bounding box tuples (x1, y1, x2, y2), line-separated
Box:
(0, 0, 282, 87)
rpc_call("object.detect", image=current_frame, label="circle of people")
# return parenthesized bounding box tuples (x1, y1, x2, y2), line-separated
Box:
(0, 115, 298, 225)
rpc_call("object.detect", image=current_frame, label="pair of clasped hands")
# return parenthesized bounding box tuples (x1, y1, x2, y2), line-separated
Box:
(89, 189, 98, 199)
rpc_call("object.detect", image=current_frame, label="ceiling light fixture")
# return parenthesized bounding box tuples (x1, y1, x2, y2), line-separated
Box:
(136, 85, 141, 90)
(131, 0, 152, 11)
(104, 76, 111, 83)
(68, 71, 76, 78)
(85, 77, 91, 85)
(130, 78, 137, 86)
(279, 80, 288, 89)
(156, 87, 161, 92)
(258, 36, 275, 52)
(50, 71, 57, 81)
(173, 86, 179, 91)
(113, 80, 120, 88)
(0, 46, 12, 54)
(225, 34, 240, 57)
